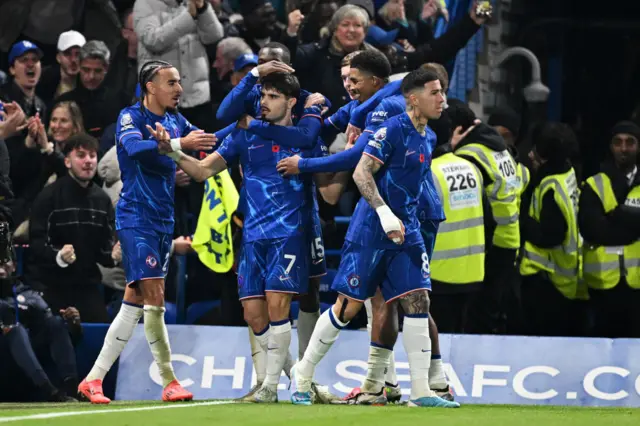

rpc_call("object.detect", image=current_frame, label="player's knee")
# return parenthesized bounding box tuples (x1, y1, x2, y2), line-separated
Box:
(140, 280, 164, 306)
(244, 310, 268, 332)
(266, 295, 291, 322)
(334, 297, 362, 323)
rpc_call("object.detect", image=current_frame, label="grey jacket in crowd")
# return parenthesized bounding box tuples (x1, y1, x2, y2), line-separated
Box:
(133, 0, 223, 108)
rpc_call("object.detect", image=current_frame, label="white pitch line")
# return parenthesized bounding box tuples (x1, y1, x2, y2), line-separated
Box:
(0, 400, 236, 423)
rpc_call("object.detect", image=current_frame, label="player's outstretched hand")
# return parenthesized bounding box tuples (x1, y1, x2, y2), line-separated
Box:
(346, 124, 362, 146)
(256, 61, 294, 77)
(304, 93, 326, 109)
(276, 155, 302, 176)
(181, 130, 217, 151)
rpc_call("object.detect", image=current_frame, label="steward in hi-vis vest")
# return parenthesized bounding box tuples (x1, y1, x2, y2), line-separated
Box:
(578, 121, 640, 338)
(519, 122, 586, 337)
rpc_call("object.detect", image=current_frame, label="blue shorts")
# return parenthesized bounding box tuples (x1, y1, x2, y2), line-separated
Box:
(331, 241, 431, 303)
(420, 220, 440, 261)
(308, 210, 327, 278)
(117, 228, 172, 286)
(237, 235, 309, 300)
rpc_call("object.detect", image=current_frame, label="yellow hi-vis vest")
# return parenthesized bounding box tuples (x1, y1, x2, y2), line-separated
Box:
(519, 168, 587, 300)
(455, 143, 520, 249)
(430, 153, 485, 284)
(191, 170, 239, 273)
(516, 162, 531, 210)
(582, 173, 640, 290)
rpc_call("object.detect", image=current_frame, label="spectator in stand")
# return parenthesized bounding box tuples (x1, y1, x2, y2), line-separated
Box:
(293, 4, 376, 115)
(231, 53, 259, 86)
(0, 102, 27, 193)
(0, 41, 53, 232)
(226, 0, 300, 57)
(55, 41, 129, 140)
(37, 31, 86, 108)
(10, 101, 84, 240)
(105, 8, 139, 103)
(27, 134, 120, 323)
(285, 0, 341, 43)
(0, 41, 46, 120)
(211, 37, 253, 104)
(134, 0, 224, 131)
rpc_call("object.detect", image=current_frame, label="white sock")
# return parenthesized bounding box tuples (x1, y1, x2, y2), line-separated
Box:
(86, 303, 142, 382)
(429, 356, 448, 389)
(248, 326, 267, 385)
(361, 344, 392, 393)
(297, 310, 320, 360)
(386, 352, 398, 386)
(263, 321, 292, 392)
(364, 299, 397, 386)
(297, 307, 348, 389)
(402, 315, 435, 399)
(144, 305, 177, 387)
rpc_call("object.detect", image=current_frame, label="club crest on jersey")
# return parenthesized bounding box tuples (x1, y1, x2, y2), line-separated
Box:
(146, 256, 158, 268)
(347, 274, 360, 288)
(374, 127, 387, 141)
(120, 113, 134, 130)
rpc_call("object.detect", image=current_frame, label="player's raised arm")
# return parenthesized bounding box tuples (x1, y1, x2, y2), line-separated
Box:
(169, 151, 227, 182)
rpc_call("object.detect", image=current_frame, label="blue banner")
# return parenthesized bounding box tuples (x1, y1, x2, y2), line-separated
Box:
(116, 326, 640, 406)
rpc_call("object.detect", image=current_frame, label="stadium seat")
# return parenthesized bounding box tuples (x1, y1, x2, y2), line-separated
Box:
(185, 300, 221, 324)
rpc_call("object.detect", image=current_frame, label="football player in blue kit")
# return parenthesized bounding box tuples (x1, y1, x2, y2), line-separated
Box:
(291, 68, 459, 408)
(215, 42, 350, 404)
(78, 61, 216, 404)
(164, 72, 346, 403)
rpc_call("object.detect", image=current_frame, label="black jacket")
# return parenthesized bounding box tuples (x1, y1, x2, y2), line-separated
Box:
(578, 161, 640, 247)
(26, 175, 115, 289)
(54, 83, 128, 140)
(520, 161, 571, 249)
(404, 15, 481, 71)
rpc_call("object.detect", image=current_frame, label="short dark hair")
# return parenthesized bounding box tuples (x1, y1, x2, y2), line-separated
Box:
(63, 133, 99, 156)
(260, 42, 291, 64)
(401, 68, 440, 96)
(533, 122, 579, 163)
(421, 63, 449, 92)
(260, 72, 300, 100)
(446, 99, 476, 133)
(349, 49, 391, 80)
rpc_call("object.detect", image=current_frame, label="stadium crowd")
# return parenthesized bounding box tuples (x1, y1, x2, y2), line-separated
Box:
(0, 0, 639, 403)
